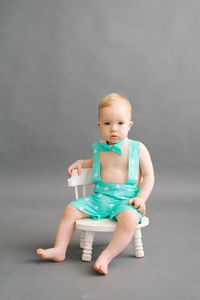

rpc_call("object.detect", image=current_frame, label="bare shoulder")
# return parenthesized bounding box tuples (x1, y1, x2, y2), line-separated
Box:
(139, 142, 154, 175)
(139, 142, 153, 165)
(139, 142, 150, 156)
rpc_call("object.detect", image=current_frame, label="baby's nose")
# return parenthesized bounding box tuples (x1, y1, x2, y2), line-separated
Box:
(111, 124, 117, 131)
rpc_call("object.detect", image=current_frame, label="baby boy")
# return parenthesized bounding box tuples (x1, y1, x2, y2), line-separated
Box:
(36, 93, 155, 275)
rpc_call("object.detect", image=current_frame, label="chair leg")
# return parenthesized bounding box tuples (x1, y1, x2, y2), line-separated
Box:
(133, 228, 144, 258)
(80, 231, 86, 249)
(81, 231, 95, 262)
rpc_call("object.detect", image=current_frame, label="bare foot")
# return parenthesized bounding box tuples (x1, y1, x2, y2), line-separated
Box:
(94, 254, 110, 275)
(36, 247, 66, 262)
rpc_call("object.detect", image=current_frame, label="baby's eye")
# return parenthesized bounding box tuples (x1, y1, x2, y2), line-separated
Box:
(104, 122, 110, 126)
(118, 122, 124, 125)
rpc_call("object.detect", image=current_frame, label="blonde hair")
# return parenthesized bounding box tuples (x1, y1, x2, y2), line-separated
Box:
(98, 93, 132, 120)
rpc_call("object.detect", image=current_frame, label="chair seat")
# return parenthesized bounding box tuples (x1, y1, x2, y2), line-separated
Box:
(76, 216, 149, 232)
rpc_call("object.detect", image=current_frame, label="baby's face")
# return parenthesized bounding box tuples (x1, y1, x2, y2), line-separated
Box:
(97, 101, 133, 144)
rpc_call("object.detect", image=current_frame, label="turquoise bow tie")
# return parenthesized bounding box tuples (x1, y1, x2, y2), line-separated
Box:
(99, 138, 128, 155)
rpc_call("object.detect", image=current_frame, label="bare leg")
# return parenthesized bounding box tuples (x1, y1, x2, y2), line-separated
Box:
(94, 210, 139, 274)
(36, 205, 88, 261)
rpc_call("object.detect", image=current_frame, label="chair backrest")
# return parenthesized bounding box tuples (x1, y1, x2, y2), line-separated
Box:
(67, 168, 93, 187)
(67, 168, 93, 200)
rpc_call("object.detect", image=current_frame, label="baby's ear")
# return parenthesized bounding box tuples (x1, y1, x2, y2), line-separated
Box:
(97, 122, 100, 127)
(129, 121, 133, 128)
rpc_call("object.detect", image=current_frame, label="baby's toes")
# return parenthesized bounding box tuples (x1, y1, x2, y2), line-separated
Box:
(36, 248, 46, 258)
(100, 265, 108, 275)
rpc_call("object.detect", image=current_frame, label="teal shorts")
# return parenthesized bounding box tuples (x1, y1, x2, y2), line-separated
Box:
(69, 182, 142, 224)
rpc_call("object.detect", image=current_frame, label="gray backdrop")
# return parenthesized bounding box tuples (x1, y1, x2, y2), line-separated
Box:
(0, 1, 200, 299)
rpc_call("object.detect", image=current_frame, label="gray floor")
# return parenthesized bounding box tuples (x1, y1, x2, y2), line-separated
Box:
(1, 173, 200, 300)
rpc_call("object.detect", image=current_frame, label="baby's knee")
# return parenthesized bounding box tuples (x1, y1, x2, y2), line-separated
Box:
(62, 204, 79, 219)
(62, 204, 87, 220)
(116, 210, 139, 228)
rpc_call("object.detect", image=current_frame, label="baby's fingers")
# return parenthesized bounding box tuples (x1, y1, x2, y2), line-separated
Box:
(129, 198, 139, 208)
(137, 206, 146, 217)
(67, 167, 73, 176)
(67, 166, 81, 176)
(77, 166, 81, 175)
(73, 166, 82, 175)
(128, 198, 135, 205)
(137, 206, 143, 214)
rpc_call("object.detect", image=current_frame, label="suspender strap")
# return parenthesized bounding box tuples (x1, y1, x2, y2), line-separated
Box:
(92, 142, 101, 183)
(126, 140, 140, 185)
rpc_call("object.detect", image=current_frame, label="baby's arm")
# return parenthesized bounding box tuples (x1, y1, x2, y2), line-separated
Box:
(129, 143, 155, 216)
(137, 143, 155, 202)
(67, 158, 94, 176)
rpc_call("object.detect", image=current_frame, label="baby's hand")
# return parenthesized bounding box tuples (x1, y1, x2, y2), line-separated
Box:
(67, 160, 82, 176)
(128, 197, 146, 217)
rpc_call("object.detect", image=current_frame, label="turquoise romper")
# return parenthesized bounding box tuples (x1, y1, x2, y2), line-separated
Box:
(69, 139, 142, 224)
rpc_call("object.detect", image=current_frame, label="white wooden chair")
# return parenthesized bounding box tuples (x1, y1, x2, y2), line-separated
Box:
(67, 168, 149, 261)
